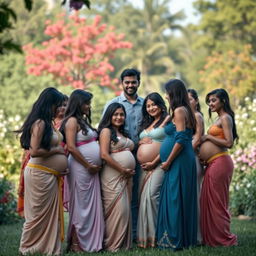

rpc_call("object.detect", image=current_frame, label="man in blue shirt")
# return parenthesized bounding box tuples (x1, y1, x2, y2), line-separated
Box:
(103, 68, 143, 240)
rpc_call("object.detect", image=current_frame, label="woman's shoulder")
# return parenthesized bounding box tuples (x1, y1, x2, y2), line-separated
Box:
(100, 127, 111, 136)
(32, 119, 45, 129)
(220, 113, 232, 122)
(174, 106, 187, 115)
(159, 115, 171, 127)
(173, 106, 187, 121)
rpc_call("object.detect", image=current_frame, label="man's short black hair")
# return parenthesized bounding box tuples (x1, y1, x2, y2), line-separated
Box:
(120, 68, 141, 83)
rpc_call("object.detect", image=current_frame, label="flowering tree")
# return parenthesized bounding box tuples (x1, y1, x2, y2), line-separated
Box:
(199, 45, 256, 103)
(24, 13, 132, 90)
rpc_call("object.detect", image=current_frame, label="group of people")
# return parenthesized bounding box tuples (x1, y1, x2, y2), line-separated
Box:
(16, 68, 238, 255)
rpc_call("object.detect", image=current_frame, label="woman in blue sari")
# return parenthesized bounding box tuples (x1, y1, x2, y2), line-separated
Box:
(156, 79, 197, 250)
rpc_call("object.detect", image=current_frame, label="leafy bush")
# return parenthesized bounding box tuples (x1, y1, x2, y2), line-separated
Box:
(0, 178, 20, 224)
(0, 109, 23, 182)
(230, 97, 256, 217)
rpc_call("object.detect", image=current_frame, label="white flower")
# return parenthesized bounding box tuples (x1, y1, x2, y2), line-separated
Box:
(8, 117, 14, 122)
(245, 97, 250, 101)
(242, 113, 248, 119)
(252, 127, 256, 132)
(250, 120, 255, 125)
(246, 183, 251, 188)
(15, 115, 21, 121)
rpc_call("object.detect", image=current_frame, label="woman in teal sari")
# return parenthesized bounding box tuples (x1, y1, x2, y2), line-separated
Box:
(156, 79, 197, 250)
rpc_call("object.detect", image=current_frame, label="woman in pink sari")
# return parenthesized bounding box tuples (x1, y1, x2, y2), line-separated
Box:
(98, 103, 135, 252)
(61, 90, 104, 252)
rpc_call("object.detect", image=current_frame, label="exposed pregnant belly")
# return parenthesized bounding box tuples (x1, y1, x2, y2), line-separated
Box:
(199, 141, 226, 162)
(137, 142, 161, 164)
(30, 154, 68, 173)
(111, 151, 136, 170)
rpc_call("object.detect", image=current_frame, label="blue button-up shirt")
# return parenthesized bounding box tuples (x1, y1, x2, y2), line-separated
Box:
(103, 92, 144, 145)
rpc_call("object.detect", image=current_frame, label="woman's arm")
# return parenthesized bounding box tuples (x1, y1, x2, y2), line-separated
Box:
(100, 128, 135, 178)
(202, 114, 233, 148)
(160, 107, 185, 171)
(192, 112, 204, 150)
(65, 117, 101, 174)
(29, 120, 65, 157)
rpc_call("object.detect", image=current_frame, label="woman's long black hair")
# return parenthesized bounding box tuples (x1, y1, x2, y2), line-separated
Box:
(16, 87, 64, 150)
(165, 79, 196, 133)
(206, 88, 238, 142)
(139, 92, 168, 133)
(60, 90, 95, 141)
(98, 103, 128, 144)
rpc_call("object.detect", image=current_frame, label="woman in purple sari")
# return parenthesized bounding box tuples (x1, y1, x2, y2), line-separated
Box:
(61, 89, 104, 252)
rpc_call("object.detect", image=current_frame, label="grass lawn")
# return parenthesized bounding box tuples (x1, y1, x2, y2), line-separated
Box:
(0, 216, 255, 256)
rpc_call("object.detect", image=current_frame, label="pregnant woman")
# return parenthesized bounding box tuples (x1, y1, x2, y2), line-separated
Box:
(136, 92, 169, 248)
(99, 103, 135, 252)
(61, 89, 104, 252)
(199, 88, 238, 247)
(17, 88, 68, 255)
(188, 88, 205, 244)
(156, 79, 197, 250)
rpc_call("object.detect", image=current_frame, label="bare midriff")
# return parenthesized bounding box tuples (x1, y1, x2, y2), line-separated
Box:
(29, 154, 68, 173)
(199, 141, 226, 162)
(137, 141, 161, 164)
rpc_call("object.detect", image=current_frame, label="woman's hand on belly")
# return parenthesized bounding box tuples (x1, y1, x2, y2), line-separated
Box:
(141, 161, 155, 171)
(121, 168, 135, 178)
(54, 145, 66, 155)
(87, 163, 102, 174)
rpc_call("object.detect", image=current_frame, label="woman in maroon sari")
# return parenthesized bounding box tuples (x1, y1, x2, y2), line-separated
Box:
(199, 88, 238, 247)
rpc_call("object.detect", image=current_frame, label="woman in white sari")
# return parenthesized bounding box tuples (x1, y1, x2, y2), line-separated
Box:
(136, 92, 169, 248)
(17, 88, 68, 255)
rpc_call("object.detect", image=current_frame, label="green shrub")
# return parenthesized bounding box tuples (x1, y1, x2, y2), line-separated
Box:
(0, 109, 23, 183)
(0, 178, 20, 224)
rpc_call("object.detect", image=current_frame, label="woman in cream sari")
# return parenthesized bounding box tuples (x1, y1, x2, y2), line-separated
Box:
(99, 103, 135, 252)
(136, 92, 169, 248)
(16, 88, 68, 255)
